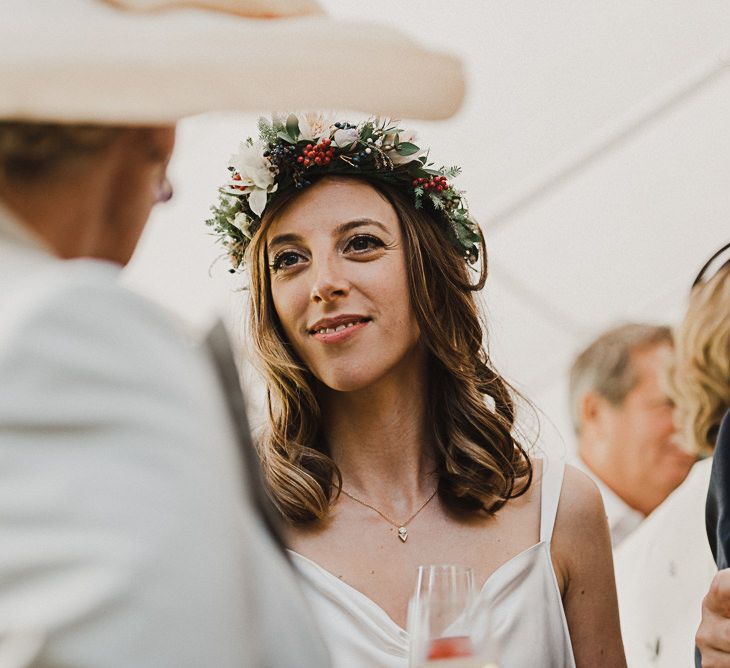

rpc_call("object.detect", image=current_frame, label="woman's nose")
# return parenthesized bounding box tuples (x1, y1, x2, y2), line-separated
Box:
(310, 260, 349, 303)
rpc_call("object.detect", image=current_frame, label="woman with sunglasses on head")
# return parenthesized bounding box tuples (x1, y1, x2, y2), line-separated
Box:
(613, 242, 730, 668)
(693, 242, 730, 667)
(210, 114, 626, 667)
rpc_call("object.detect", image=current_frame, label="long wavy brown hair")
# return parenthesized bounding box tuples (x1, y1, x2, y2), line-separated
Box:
(247, 175, 533, 523)
(670, 264, 730, 456)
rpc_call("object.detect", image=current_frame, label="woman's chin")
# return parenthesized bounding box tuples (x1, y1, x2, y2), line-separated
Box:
(315, 367, 379, 393)
(319, 377, 372, 393)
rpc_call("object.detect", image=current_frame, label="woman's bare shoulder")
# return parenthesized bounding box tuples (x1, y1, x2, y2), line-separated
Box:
(557, 464, 606, 527)
(552, 464, 611, 583)
(515, 458, 602, 514)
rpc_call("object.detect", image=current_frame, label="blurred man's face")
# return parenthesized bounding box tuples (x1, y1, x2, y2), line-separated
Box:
(600, 344, 695, 512)
(97, 126, 176, 265)
(0, 124, 176, 265)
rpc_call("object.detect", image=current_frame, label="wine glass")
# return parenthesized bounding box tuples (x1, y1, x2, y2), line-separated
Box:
(408, 565, 499, 667)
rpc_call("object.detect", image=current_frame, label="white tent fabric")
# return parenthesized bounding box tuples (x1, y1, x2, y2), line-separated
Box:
(123, 1, 730, 449)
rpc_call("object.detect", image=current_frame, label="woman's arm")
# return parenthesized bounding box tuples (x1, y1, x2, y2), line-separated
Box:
(552, 465, 627, 667)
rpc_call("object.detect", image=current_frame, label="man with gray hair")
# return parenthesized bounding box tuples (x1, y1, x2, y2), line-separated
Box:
(569, 323, 695, 547)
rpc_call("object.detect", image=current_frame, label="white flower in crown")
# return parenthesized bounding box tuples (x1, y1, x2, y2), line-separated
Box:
(333, 127, 359, 148)
(298, 112, 337, 142)
(227, 140, 277, 216)
(385, 129, 427, 165)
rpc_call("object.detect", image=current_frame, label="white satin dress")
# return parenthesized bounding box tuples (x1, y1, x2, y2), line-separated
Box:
(290, 459, 576, 667)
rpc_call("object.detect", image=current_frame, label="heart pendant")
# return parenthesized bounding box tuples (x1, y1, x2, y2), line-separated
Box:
(398, 526, 408, 542)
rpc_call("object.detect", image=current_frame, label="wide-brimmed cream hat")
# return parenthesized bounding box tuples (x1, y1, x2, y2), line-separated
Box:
(0, 0, 464, 124)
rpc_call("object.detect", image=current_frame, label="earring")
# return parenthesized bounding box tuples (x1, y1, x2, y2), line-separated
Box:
(155, 177, 173, 203)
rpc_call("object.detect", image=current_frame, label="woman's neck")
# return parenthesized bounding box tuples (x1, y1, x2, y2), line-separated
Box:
(321, 349, 437, 503)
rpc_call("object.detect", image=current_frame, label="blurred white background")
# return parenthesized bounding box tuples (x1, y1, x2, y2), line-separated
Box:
(122, 1, 730, 452)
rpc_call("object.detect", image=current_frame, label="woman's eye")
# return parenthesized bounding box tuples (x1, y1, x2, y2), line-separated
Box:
(345, 234, 384, 254)
(271, 251, 305, 272)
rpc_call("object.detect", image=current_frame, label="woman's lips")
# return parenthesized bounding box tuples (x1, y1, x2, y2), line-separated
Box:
(310, 319, 370, 344)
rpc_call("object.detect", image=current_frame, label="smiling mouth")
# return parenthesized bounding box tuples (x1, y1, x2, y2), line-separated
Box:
(308, 317, 371, 336)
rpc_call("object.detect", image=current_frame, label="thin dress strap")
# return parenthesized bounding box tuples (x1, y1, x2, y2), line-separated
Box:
(539, 458, 566, 544)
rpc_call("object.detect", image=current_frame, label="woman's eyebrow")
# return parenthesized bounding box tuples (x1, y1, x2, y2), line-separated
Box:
(268, 219, 389, 251)
(334, 219, 389, 235)
(268, 232, 303, 251)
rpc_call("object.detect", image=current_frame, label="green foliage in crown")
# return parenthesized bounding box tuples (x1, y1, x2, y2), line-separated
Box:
(206, 113, 482, 271)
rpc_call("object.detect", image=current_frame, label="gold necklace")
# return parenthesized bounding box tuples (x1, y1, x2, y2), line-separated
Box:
(339, 487, 438, 543)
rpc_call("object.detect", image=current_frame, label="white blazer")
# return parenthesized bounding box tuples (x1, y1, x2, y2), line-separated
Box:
(0, 206, 329, 667)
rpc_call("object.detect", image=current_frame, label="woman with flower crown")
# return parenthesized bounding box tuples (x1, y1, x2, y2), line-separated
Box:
(209, 113, 627, 667)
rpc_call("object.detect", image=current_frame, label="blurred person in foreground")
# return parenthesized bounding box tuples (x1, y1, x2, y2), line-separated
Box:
(569, 323, 695, 547)
(613, 244, 730, 668)
(0, 1, 464, 666)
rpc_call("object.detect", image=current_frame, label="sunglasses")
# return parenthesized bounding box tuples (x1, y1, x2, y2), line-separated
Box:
(692, 241, 730, 289)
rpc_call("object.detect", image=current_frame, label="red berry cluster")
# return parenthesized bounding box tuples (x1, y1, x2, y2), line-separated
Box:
(297, 139, 334, 168)
(411, 175, 448, 192)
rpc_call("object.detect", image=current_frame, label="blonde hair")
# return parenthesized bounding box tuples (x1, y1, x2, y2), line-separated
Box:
(246, 176, 532, 524)
(670, 265, 730, 456)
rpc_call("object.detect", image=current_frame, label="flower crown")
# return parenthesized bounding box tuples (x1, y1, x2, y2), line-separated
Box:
(206, 113, 482, 271)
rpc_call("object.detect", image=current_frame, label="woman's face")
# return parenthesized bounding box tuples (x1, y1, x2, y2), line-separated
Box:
(266, 178, 421, 392)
